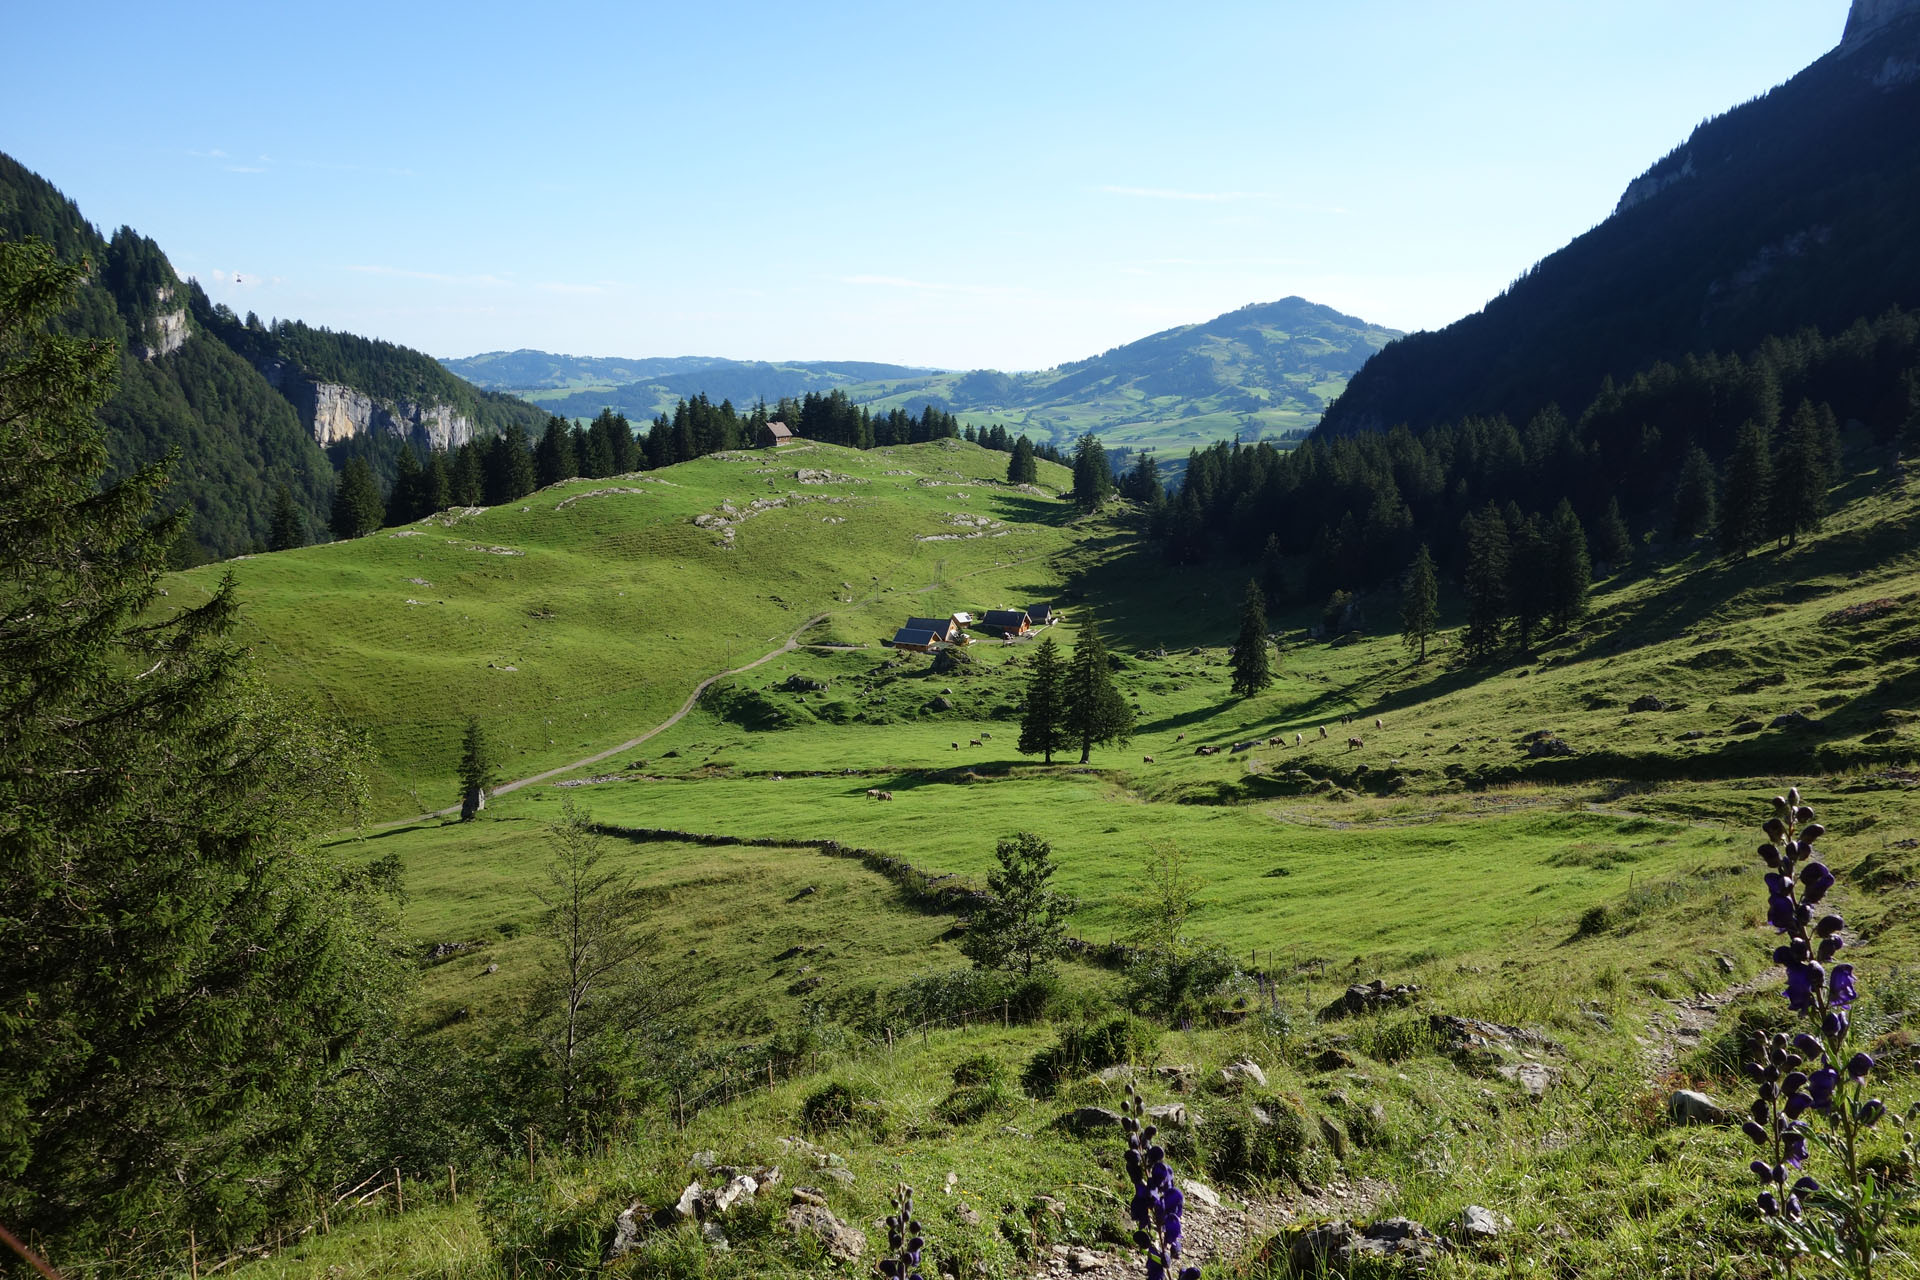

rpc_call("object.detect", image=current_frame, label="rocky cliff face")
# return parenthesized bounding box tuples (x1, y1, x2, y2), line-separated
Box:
(1842, 0, 1920, 51)
(132, 286, 190, 361)
(257, 360, 474, 451)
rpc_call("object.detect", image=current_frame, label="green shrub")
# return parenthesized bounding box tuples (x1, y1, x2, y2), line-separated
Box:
(1021, 1014, 1160, 1097)
(950, 1053, 1010, 1088)
(1347, 1012, 1444, 1064)
(1124, 945, 1242, 1022)
(801, 1080, 858, 1132)
(1203, 1093, 1313, 1185)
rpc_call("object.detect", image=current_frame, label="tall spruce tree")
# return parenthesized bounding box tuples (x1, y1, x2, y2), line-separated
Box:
(1718, 420, 1773, 558)
(1507, 510, 1551, 650)
(1017, 635, 1067, 763)
(330, 456, 383, 539)
(1061, 619, 1134, 763)
(422, 448, 451, 515)
(959, 833, 1073, 977)
(1229, 579, 1272, 698)
(1069, 433, 1113, 512)
(484, 422, 537, 505)
(1768, 399, 1833, 547)
(1672, 443, 1719, 542)
(535, 415, 579, 488)
(1546, 499, 1591, 632)
(1460, 505, 1509, 660)
(0, 237, 396, 1266)
(1400, 543, 1439, 662)
(385, 444, 423, 526)
(459, 715, 498, 820)
(267, 482, 305, 551)
(1006, 436, 1037, 484)
(1591, 496, 1631, 570)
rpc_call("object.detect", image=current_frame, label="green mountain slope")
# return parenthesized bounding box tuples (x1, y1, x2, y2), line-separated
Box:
(1319, 10, 1920, 436)
(0, 152, 546, 559)
(446, 297, 1399, 456)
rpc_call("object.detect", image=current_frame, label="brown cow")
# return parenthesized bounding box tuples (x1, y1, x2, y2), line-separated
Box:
(1142, 755, 1155, 764)
(1347, 736, 1364, 750)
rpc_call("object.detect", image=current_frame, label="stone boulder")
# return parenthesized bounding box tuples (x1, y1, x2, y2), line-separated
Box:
(1219, 1058, 1268, 1089)
(1629, 694, 1668, 713)
(1288, 1218, 1444, 1271)
(1527, 736, 1575, 758)
(1668, 1089, 1729, 1125)
(1771, 711, 1818, 731)
(1060, 1106, 1123, 1134)
(1458, 1204, 1511, 1241)
(1320, 979, 1421, 1020)
(606, 1200, 651, 1260)
(783, 1202, 867, 1263)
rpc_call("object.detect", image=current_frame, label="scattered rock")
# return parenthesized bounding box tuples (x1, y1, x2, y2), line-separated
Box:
(1183, 1180, 1221, 1213)
(700, 1221, 729, 1250)
(927, 696, 955, 712)
(1668, 1089, 1729, 1125)
(711, 1174, 758, 1215)
(1145, 1103, 1190, 1129)
(1527, 736, 1575, 758)
(1458, 1205, 1511, 1240)
(606, 1200, 650, 1260)
(1678, 730, 1706, 741)
(1067, 1247, 1104, 1273)
(1288, 1218, 1443, 1271)
(674, 1181, 703, 1220)
(1732, 718, 1764, 734)
(1062, 1106, 1123, 1134)
(790, 1186, 828, 1208)
(1219, 1058, 1268, 1089)
(1311, 1046, 1356, 1073)
(1320, 979, 1421, 1020)
(1628, 694, 1668, 713)
(1496, 1062, 1557, 1098)
(955, 1202, 981, 1227)
(783, 1203, 867, 1263)
(690, 1150, 719, 1171)
(1771, 711, 1818, 731)
(824, 1167, 856, 1187)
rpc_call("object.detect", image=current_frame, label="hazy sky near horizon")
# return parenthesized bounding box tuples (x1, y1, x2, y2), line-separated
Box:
(5, 1, 1851, 371)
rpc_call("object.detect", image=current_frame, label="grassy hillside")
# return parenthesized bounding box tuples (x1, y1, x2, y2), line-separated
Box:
(191, 440, 1920, 1280)
(167, 439, 1080, 818)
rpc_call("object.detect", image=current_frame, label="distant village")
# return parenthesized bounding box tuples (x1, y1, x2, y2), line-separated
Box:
(889, 604, 1059, 651)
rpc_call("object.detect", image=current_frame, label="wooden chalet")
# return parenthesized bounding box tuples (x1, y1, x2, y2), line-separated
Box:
(757, 421, 795, 448)
(890, 627, 943, 652)
(904, 615, 960, 643)
(1027, 604, 1058, 626)
(978, 609, 1032, 638)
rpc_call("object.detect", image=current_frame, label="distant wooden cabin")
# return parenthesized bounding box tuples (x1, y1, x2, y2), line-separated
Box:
(950, 610, 976, 626)
(978, 609, 1032, 638)
(904, 615, 960, 643)
(757, 421, 795, 448)
(891, 627, 943, 652)
(1027, 604, 1058, 626)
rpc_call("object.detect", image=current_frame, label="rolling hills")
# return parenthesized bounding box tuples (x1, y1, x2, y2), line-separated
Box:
(444, 297, 1399, 458)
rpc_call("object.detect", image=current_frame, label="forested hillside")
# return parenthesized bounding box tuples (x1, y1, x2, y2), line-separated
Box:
(1318, 13, 1920, 436)
(0, 152, 543, 561)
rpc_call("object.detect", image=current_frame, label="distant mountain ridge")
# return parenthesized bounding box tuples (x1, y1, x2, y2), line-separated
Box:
(0, 152, 544, 559)
(1317, 4, 1920, 437)
(445, 297, 1399, 455)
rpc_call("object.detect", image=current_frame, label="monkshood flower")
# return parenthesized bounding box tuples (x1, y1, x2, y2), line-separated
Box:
(1736, 786, 1915, 1275)
(1121, 1083, 1200, 1280)
(879, 1183, 924, 1280)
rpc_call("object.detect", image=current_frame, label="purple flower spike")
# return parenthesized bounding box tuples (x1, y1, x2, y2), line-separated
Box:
(1801, 863, 1835, 904)
(1846, 1051, 1874, 1081)
(1784, 962, 1822, 1011)
(1792, 1033, 1823, 1057)
(1759, 1191, 1780, 1216)
(1783, 1131, 1808, 1166)
(1767, 895, 1797, 931)
(1824, 1009, 1849, 1039)
(1785, 1091, 1814, 1119)
(1809, 1067, 1839, 1109)
(1829, 964, 1857, 1009)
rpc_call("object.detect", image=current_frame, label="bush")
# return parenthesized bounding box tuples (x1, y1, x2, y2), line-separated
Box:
(1124, 945, 1242, 1023)
(1203, 1094, 1317, 1186)
(950, 1053, 1010, 1088)
(801, 1081, 858, 1132)
(873, 967, 1062, 1035)
(1021, 1015, 1160, 1097)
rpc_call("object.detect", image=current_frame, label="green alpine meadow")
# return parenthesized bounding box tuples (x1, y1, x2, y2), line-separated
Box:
(6, 3, 1920, 1279)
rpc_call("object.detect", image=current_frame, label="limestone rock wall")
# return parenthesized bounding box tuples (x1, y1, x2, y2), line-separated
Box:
(1843, 0, 1920, 51)
(258, 359, 474, 450)
(132, 287, 190, 361)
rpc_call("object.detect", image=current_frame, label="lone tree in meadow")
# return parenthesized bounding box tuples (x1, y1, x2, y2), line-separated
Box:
(960, 832, 1074, 978)
(1546, 499, 1591, 633)
(1062, 618, 1135, 763)
(1018, 635, 1068, 763)
(1400, 543, 1439, 662)
(1006, 435, 1037, 485)
(459, 715, 499, 819)
(1229, 579, 1272, 698)
(1590, 496, 1631, 571)
(1768, 399, 1836, 547)
(1070, 432, 1114, 512)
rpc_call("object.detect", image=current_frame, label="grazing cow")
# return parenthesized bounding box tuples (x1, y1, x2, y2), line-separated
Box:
(1176, 733, 1186, 741)
(866, 788, 882, 799)
(1375, 717, 1384, 730)
(1267, 736, 1281, 747)
(1295, 732, 1303, 746)
(1142, 755, 1155, 764)
(1348, 736, 1364, 750)
(951, 742, 960, 749)
(969, 739, 982, 747)
(878, 790, 893, 801)
(1319, 726, 1328, 739)
(980, 731, 991, 739)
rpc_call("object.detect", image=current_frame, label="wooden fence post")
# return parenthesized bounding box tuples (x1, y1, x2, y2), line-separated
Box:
(449, 1164, 458, 1205)
(394, 1167, 403, 1215)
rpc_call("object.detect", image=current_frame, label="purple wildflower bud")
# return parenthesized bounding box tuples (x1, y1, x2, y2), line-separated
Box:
(1859, 1098, 1886, 1125)
(1758, 1191, 1779, 1216)
(1792, 1033, 1823, 1057)
(1743, 1120, 1770, 1145)
(1801, 863, 1835, 904)
(1786, 1092, 1815, 1119)
(1783, 1131, 1808, 1166)
(1818, 936, 1844, 962)
(1815, 914, 1843, 936)
(1761, 845, 1782, 868)
(1772, 944, 1797, 966)
(1764, 818, 1787, 841)
(1824, 1009, 1849, 1038)
(1809, 1067, 1840, 1109)
(1830, 965, 1857, 1009)
(1768, 896, 1797, 931)
(1750, 1098, 1771, 1124)
(1846, 1052, 1874, 1081)
(1749, 1159, 1772, 1182)
(1785, 1193, 1802, 1219)
(1784, 962, 1821, 1011)
(1783, 1070, 1808, 1092)
(1180, 1269, 1202, 1280)
(1793, 1176, 1820, 1194)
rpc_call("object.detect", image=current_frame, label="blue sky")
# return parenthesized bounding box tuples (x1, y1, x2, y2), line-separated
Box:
(3, 1, 1851, 370)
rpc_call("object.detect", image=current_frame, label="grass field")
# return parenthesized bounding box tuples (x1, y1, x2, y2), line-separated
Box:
(205, 440, 1920, 1279)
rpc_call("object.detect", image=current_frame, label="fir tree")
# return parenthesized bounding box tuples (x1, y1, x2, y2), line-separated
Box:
(1017, 635, 1067, 764)
(0, 236, 396, 1262)
(422, 448, 451, 515)
(1591, 495, 1631, 570)
(1069, 432, 1113, 512)
(1507, 511, 1551, 649)
(1460, 505, 1509, 660)
(535, 415, 579, 488)
(1768, 399, 1833, 547)
(1400, 543, 1439, 662)
(329, 456, 383, 539)
(1257, 532, 1287, 603)
(451, 440, 485, 505)
(484, 422, 536, 504)
(1061, 619, 1134, 763)
(1006, 435, 1037, 485)
(458, 715, 498, 820)
(1229, 579, 1272, 698)
(959, 833, 1074, 978)
(385, 444, 423, 526)
(268, 482, 305, 551)
(1545, 499, 1591, 632)
(1122, 451, 1161, 504)
(1672, 443, 1718, 542)
(1718, 420, 1772, 558)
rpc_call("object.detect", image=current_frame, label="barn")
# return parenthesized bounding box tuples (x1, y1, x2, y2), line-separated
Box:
(978, 609, 1032, 638)
(890, 627, 943, 652)
(904, 615, 960, 643)
(1027, 604, 1058, 626)
(757, 421, 795, 448)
